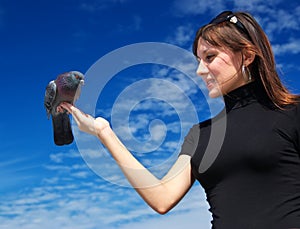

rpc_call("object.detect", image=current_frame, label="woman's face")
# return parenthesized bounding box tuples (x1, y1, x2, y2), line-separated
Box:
(196, 38, 246, 98)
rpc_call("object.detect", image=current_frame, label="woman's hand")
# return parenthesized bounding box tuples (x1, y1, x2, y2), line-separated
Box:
(59, 102, 110, 137)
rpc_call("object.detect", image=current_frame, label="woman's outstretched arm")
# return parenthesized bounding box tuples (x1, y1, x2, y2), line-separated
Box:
(60, 102, 195, 214)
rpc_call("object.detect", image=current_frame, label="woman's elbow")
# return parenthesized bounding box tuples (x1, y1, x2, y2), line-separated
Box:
(153, 207, 169, 215)
(151, 203, 174, 215)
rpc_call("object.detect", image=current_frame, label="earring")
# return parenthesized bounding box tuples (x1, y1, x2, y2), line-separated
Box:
(242, 65, 252, 82)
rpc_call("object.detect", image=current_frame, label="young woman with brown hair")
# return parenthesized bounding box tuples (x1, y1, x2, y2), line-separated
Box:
(60, 11, 300, 228)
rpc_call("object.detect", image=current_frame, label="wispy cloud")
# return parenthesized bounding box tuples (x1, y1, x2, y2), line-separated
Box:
(0, 156, 43, 193)
(272, 39, 300, 56)
(252, 7, 300, 40)
(104, 65, 216, 156)
(172, 0, 300, 41)
(166, 24, 195, 47)
(171, 0, 300, 73)
(0, 147, 210, 229)
(49, 149, 81, 163)
(3, 1, 299, 229)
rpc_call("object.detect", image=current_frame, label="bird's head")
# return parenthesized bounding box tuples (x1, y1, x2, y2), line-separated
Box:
(70, 71, 84, 85)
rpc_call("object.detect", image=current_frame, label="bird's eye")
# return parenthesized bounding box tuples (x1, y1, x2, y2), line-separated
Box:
(74, 74, 80, 79)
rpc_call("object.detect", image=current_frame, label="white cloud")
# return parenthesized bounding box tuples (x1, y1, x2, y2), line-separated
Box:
(149, 122, 168, 141)
(118, 184, 211, 229)
(81, 147, 108, 159)
(257, 9, 300, 41)
(172, 0, 300, 46)
(166, 24, 195, 47)
(49, 149, 81, 163)
(0, 176, 211, 229)
(71, 171, 91, 178)
(170, 0, 300, 77)
(104, 66, 206, 153)
(272, 39, 300, 55)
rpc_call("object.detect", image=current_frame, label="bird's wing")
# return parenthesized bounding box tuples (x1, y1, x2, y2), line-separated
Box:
(44, 80, 57, 119)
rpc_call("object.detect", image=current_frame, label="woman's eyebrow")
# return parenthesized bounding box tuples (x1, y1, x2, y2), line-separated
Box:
(197, 48, 210, 59)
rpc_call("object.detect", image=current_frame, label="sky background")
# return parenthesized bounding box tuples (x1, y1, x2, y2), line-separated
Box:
(1, 0, 300, 228)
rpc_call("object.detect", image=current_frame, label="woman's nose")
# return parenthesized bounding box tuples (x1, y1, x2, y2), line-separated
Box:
(196, 61, 209, 76)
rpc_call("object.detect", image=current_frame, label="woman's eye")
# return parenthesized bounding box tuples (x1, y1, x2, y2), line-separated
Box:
(206, 54, 215, 62)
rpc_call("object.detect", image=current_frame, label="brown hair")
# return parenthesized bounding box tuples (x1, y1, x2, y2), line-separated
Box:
(193, 11, 299, 108)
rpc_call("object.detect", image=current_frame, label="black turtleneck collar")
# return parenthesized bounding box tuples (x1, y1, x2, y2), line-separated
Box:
(223, 82, 273, 111)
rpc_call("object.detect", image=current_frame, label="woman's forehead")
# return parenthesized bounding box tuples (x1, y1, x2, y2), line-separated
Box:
(197, 38, 218, 54)
(198, 38, 213, 48)
(197, 38, 237, 60)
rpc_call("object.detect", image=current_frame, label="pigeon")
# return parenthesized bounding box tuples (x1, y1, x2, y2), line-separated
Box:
(44, 71, 84, 146)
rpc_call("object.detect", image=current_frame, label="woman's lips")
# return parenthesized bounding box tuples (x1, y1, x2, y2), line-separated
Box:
(206, 79, 216, 90)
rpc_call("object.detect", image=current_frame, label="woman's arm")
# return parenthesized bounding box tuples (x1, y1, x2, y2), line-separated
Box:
(60, 102, 195, 214)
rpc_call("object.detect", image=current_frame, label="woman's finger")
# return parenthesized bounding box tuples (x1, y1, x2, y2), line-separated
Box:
(59, 102, 83, 125)
(59, 102, 73, 113)
(59, 102, 98, 135)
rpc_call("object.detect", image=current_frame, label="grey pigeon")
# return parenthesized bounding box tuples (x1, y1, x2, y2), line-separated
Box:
(44, 71, 84, 146)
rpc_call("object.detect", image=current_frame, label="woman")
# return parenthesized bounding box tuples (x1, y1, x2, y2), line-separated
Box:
(60, 11, 300, 228)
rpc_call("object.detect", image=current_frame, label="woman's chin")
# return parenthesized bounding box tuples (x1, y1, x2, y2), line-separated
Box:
(208, 88, 222, 98)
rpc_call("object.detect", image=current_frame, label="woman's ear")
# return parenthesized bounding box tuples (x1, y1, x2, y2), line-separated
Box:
(243, 50, 255, 67)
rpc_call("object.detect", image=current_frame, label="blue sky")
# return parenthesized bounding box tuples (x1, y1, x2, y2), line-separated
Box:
(1, 0, 300, 228)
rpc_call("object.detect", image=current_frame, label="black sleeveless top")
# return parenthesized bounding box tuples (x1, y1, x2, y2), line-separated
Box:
(180, 82, 300, 228)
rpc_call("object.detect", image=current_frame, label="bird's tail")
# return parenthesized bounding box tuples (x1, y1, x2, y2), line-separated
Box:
(52, 113, 74, 146)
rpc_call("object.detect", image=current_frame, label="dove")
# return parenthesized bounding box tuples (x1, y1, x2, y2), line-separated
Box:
(44, 71, 84, 146)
